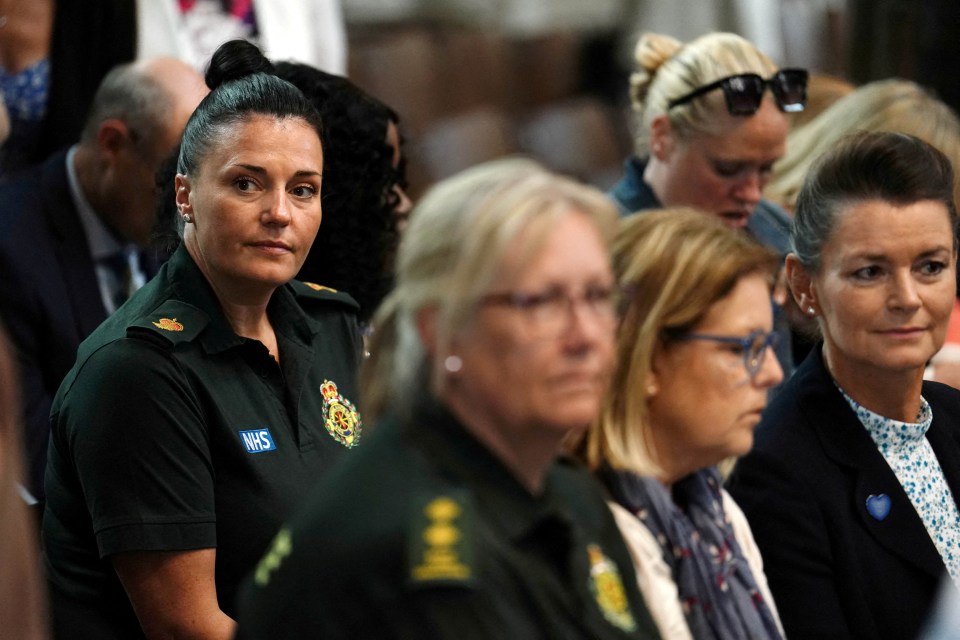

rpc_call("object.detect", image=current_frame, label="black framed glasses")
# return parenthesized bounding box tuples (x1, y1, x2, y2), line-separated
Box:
(667, 68, 808, 116)
(674, 329, 780, 378)
(480, 284, 618, 339)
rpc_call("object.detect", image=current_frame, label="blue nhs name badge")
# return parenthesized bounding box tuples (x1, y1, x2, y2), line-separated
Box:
(239, 428, 277, 453)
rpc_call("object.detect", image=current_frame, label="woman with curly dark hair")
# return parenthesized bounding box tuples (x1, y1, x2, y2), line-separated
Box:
(275, 62, 412, 324)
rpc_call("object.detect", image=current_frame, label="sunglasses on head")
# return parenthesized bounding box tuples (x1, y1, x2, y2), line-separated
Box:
(667, 68, 809, 116)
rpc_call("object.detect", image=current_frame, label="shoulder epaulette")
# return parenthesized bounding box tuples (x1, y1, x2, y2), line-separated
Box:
(126, 299, 209, 345)
(289, 280, 359, 311)
(405, 488, 476, 589)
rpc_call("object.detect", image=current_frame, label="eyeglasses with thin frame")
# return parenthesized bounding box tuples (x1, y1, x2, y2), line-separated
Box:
(673, 329, 780, 379)
(480, 284, 618, 339)
(667, 68, 808, 116)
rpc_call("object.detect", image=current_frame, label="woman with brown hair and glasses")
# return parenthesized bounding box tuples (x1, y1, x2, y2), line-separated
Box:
(575, 208, 784, 640)
(607, 31, 807, 379)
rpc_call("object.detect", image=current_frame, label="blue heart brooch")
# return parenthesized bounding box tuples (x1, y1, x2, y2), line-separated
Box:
(866, 494, 891, 521)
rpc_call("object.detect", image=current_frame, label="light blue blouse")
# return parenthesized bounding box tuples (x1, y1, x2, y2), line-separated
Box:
(839, 386, 960, 587)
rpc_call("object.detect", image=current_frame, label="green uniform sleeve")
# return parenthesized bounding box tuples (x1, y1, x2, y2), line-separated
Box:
(52, 335, 216, 557)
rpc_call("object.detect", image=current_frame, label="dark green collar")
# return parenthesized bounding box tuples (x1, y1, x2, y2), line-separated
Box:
(161, 245, 318, 355)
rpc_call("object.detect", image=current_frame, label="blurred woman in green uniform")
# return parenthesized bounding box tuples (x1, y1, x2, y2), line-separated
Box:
(42, 40, 363, 639)
(237, 158, 661, 639)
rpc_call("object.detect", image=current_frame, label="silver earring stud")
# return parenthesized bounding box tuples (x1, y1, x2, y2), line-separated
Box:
(807, 306, 815, 315)
(182, 212, 192, 223)
(444, 355, 463, 373)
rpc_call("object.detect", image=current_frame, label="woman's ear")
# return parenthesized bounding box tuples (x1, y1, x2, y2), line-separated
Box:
(175, 174, 193, 216)
(647, 338, 669, 397)
(644, 370, 659, 398)
(648, 114, 675, 162)
(785, 254, 817, 315)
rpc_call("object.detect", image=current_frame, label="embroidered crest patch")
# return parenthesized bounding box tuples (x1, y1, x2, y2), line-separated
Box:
(408, 494, 474, 585)
(320, 380, 361, 448)
(587, 543, 637, 632)
(152, 317, 184, 332)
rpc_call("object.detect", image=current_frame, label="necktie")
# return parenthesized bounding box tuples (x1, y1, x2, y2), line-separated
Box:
(100, 250, 134, 311)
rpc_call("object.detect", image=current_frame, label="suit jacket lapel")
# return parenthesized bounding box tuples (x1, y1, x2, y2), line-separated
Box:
(800, 348, 944, 579)
(43, 151, 108, 338)
(922, 381, 960, 522)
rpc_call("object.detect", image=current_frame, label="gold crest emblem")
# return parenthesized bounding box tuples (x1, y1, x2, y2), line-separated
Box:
(152, 317, 184, 332)
(320, 380, 361, 448)
(410, 496, 472, 582)
(587, 544, 637, 632)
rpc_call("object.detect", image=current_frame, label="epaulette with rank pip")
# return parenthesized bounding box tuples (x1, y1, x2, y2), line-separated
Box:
(406, 489, 476, 589)
(289, 280, 359, 311)
(126, 299, 209, 345)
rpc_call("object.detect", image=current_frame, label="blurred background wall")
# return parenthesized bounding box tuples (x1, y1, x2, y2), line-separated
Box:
(335, 0, 958, 196)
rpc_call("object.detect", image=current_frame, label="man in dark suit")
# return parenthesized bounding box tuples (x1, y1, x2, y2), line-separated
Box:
(0, 57, 208, 501)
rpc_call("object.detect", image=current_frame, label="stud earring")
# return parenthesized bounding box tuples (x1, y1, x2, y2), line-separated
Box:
(182, 212, 193, 223)
(807, 306, 816, 315)
(444, 355, 463, 373)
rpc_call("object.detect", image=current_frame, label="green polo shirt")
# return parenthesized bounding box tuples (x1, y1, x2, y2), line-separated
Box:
(43, 245, 363, 639)
(236, 398, 660, 639)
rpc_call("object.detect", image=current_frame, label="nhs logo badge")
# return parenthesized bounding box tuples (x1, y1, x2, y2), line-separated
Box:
(239, 428, 276, 453)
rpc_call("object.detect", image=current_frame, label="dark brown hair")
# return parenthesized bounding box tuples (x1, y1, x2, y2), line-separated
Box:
(793, 131, 959, 271)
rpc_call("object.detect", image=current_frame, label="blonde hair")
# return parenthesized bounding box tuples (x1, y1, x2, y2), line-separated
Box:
(767, 79, 960, 210)
(788, 72, 855, 129)
(577, 209, 778, 476)
(360, 157, 619, 424)
(630, 31, 779, 152)
(0, 326, 48, 639)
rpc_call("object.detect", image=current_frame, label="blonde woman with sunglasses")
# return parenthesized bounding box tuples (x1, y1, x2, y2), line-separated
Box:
(609, 31, 805, 235)
(608, 31, 808, 379)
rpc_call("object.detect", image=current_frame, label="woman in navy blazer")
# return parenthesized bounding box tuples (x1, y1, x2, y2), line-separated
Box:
(728, 131, 960, 639)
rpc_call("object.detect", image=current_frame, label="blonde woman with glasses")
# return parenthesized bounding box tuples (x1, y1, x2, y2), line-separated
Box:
(575, 208, 784, 640)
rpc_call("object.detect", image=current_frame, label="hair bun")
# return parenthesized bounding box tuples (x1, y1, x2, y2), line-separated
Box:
(205, 39, 275, 91)
(630, 32, 682, 110)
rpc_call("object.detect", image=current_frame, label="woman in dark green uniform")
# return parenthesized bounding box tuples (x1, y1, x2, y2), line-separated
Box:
(237, 158, 660, 639)
(42, 40, 363, 639)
